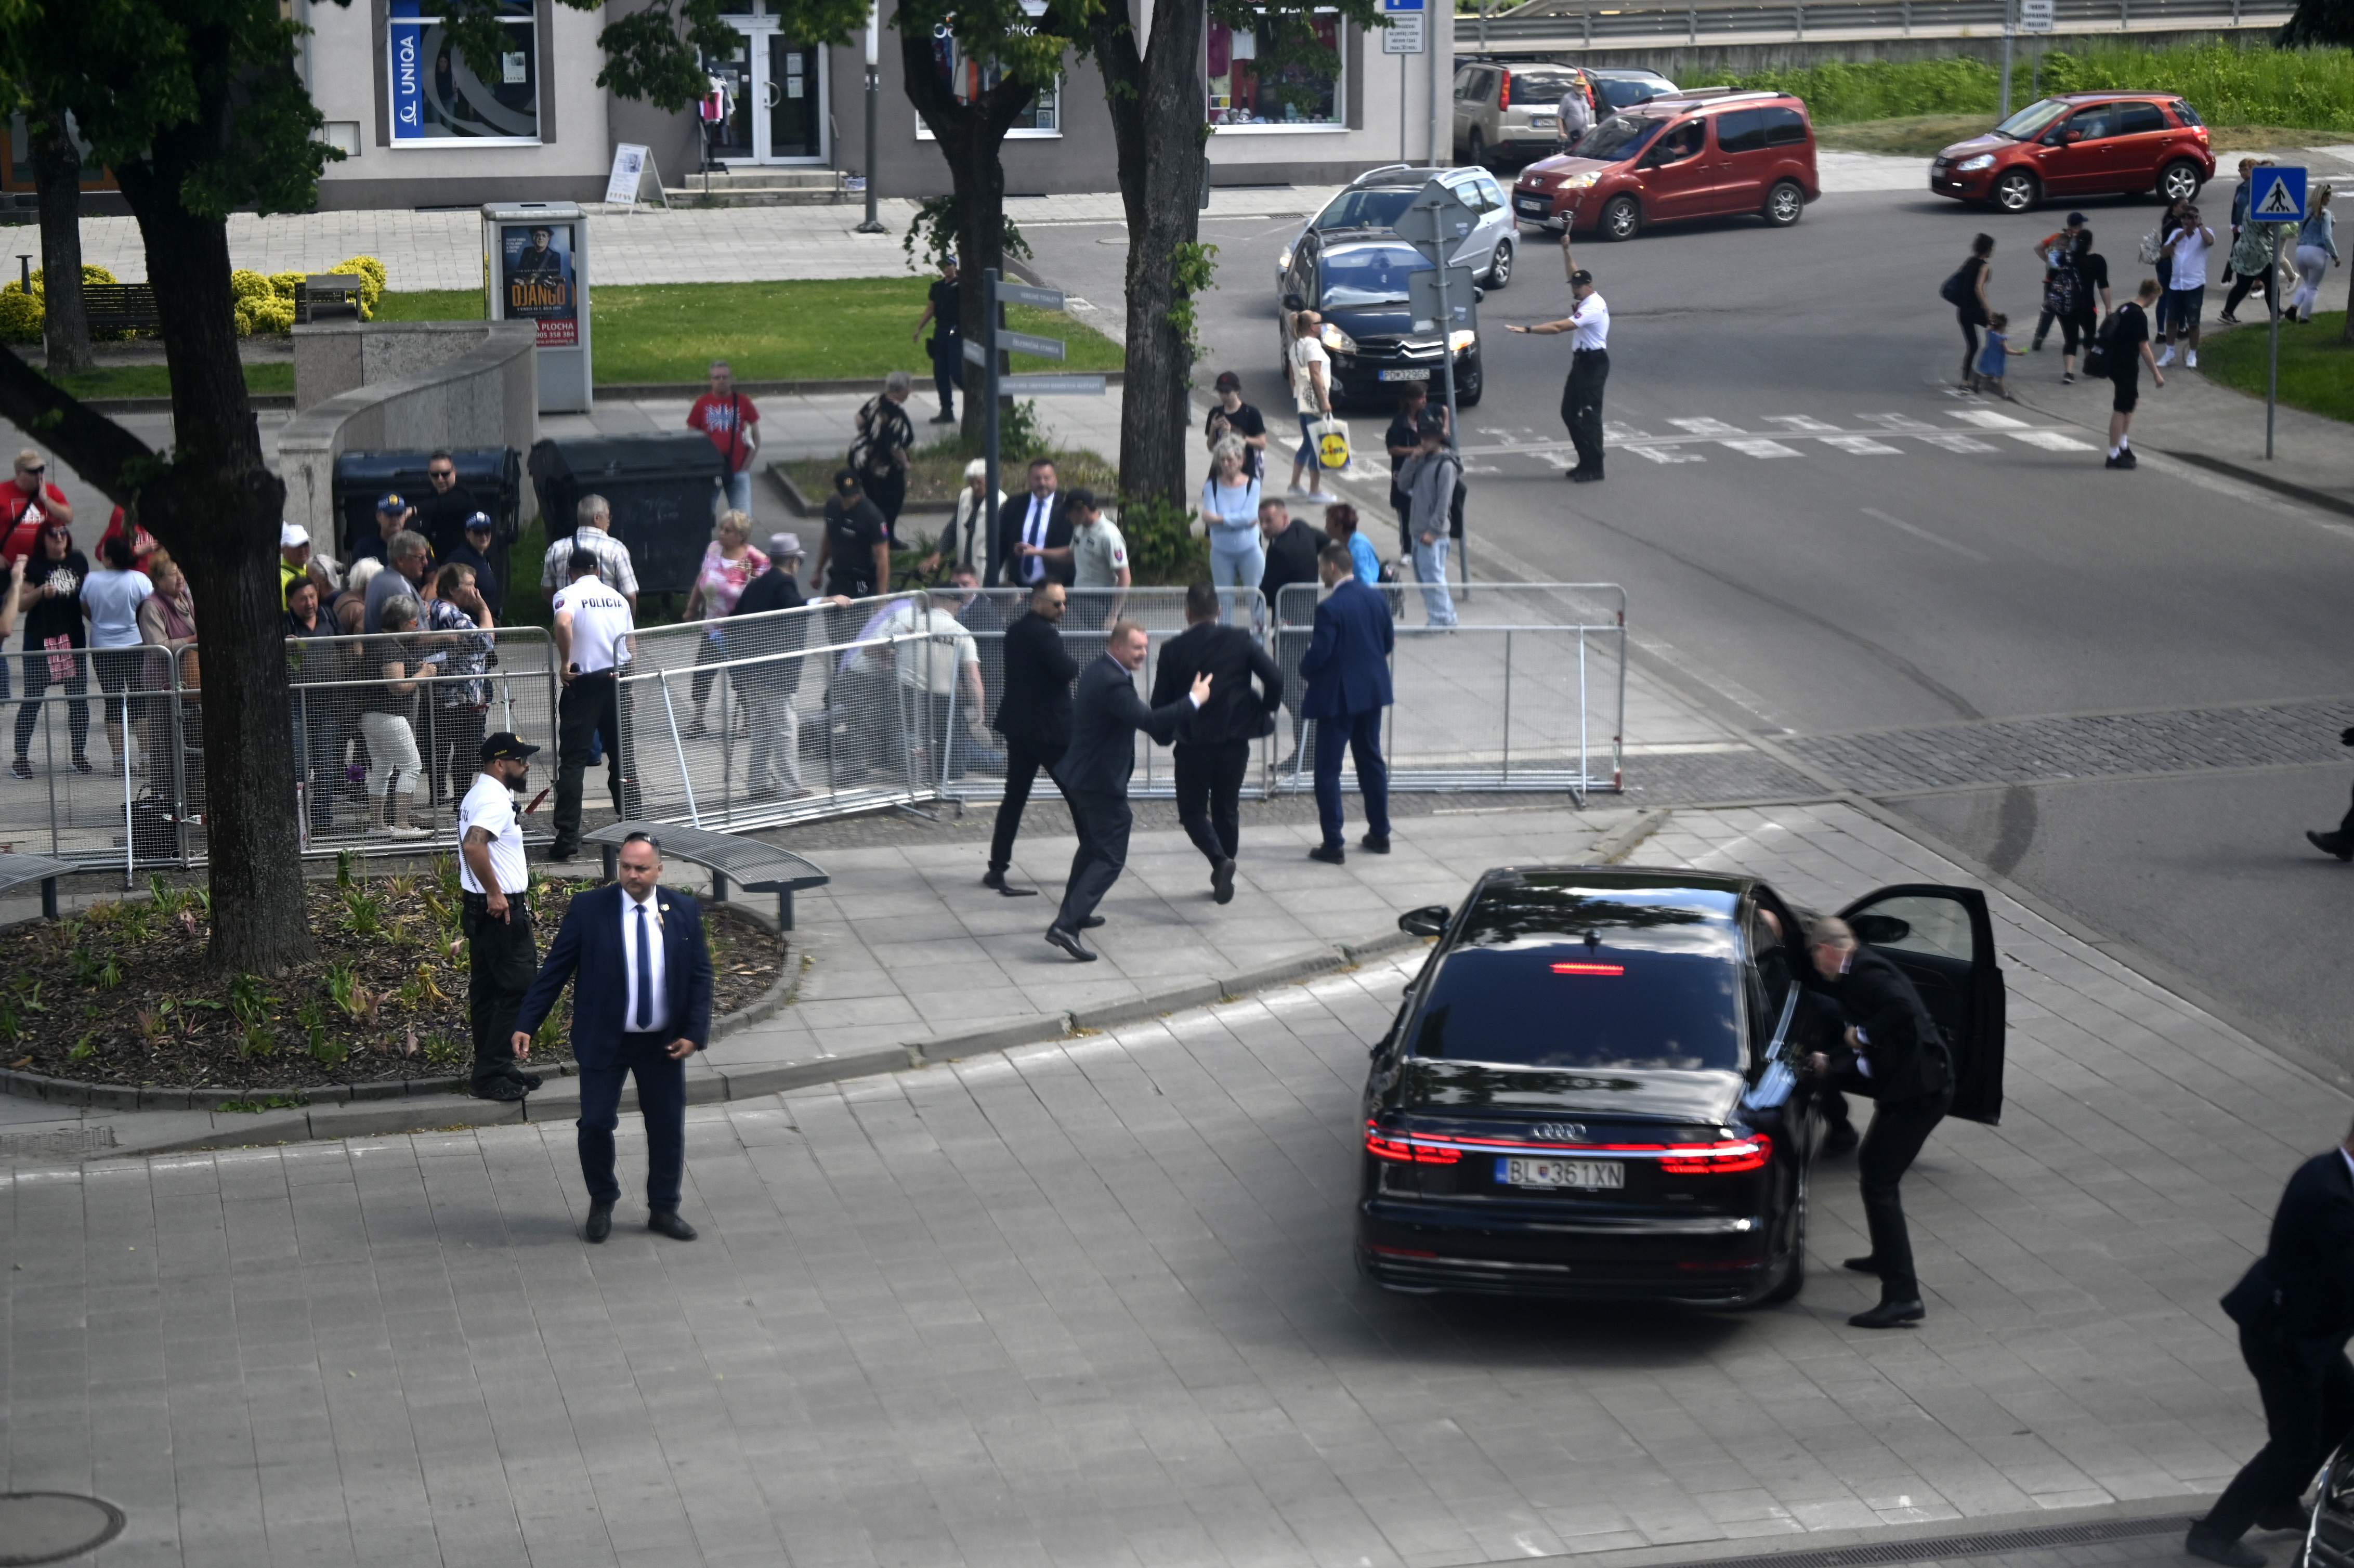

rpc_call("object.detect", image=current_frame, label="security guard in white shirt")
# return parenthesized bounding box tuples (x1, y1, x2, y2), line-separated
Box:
(1509, 237, 1612, 483)
(550, 548, 637, 860)
(459, 733, 544, 1101)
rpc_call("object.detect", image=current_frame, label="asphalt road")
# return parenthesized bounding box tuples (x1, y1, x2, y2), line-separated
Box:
(1027, 180, 2354, 1076)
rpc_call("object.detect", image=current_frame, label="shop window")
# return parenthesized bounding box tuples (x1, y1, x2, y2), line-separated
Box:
(387, 0, 541, 146)
(1207, 10, 1343, 128)
(920, 2, 1060, 138)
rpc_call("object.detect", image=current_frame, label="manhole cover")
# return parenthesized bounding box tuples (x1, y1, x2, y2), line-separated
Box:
(0, 1493, 125, 1566)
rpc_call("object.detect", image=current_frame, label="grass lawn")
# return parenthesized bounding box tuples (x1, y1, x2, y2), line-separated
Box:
(2199, 312, 2354, 424)
(50, 362, 295, 401)
(1816, 114, 2347, 159)
(374, 279, 1123, 386)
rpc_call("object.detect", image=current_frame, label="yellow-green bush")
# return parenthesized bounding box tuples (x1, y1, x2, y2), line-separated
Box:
(241, 295, 297, 335)
(329, 255, 387, 320)
(229, 269, 272, 304)
(0, 286, 41, 345)
(26, 264, 122, 298)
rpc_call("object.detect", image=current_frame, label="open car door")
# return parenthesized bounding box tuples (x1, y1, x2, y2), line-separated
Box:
(1837, 884, 2006, 1126)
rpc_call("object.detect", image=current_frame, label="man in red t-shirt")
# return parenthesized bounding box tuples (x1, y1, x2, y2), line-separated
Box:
(0, 449, 74, 566)
(687, 359, 760, 518)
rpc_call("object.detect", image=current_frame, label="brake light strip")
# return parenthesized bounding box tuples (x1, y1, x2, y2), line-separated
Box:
(1365, 1120, 1770, 1172)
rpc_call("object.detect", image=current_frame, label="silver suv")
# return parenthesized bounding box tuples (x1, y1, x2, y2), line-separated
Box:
(1453, 62, 1592, 168)
(1276, 165, 1519, 293)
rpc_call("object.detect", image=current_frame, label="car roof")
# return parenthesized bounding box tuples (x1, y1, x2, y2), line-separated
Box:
(1470, 866, 1756, 899)
(1343, 164, 1486, 190)
(1587, 67, 1675, 80)
(1459, 869, 1750, 951)
(2049, 90, 2180, 102)
(1647, 88, 1797, 111)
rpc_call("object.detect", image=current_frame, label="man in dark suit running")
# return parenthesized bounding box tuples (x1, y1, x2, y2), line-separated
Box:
(514, 831, 715, 1244)
(1152, 581, 1284, 903)
(1047, 620, 1211, 961)
(1300, 542, 1394, 865)
(1800, 915, 1953, 1328)
(2186, 1123, 2354, 1567)
(986, 579, 1077, 896)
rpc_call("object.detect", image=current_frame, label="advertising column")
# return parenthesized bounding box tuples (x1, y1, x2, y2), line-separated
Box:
(482, 201, 592, 413)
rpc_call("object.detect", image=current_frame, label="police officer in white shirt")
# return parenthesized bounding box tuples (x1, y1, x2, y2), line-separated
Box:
(550, 548, 637, 860)
(459, 732, 544, 1101)
(1508, 237, 1612, 483)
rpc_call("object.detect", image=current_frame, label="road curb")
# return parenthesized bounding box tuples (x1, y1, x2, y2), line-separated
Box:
(2164, 447, 2354, 520)
(1595, 807, 1671, 863)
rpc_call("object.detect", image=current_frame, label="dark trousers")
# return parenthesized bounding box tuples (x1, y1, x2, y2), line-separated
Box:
(2203, 1324, 2354, 1541)
(1562, 349, 1610, 474)
(428, 704, 488, 807)
(1056, 788, 1133, 931)
(1313, 709, 1391, 850)
(578, 1034, 688, 1211)
(2032, 303, 2058, 347)
(932, 338, 961, 414)
(868, 469, 907, 536)
(553, 671, 622, 854)
(2336, 777, 2354, 840)
(989, 737, 1063, 876)
(1958, 311, 1982, 382)
(12, 655, 89, 761)
(1174, 740, 1249, 865)
(1855, 1084, 1950, 1302)
(463, 897, 536, 1084)
(2224, 266, 2272, 318)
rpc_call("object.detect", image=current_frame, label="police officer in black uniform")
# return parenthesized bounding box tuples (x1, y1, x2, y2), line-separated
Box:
(1508, 236, 1612, 482)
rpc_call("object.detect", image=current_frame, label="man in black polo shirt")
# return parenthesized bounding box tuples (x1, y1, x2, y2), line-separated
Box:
(413, 450, 480, 563)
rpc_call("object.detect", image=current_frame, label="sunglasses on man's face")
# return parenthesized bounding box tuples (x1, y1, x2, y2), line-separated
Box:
(429, 468, 455, 480)
(19, 465, 44, 476)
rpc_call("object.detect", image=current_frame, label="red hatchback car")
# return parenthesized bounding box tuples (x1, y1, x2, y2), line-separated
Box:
(1512, 89, 1820, 241)
(1930, 93, 2213, 213)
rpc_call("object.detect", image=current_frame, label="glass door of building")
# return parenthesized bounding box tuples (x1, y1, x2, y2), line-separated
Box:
(707, 17, 827, 164)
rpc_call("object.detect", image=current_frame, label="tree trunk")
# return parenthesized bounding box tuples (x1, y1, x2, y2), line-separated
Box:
(30, 109, 93, 377)
(1090, 0, 1208, 506)
(114, 177, 315, 976)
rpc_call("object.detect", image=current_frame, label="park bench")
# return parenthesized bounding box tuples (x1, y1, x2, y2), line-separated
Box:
(294, 274, 364, 323)
(82, 283, 161, 334)
(585, 821, 829, 931)
(0, 851, 76, 919)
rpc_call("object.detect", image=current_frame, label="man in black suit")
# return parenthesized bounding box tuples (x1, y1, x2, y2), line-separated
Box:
(1047, 620, 1210, 961)
(1152, 581, 1283, 903)
(1801, 915, 1953, 1329)
(2188, 1126, 2354, 1567)
(993, 457, 1075, 589)
(1257, 496, 1324, 772)
(986, 579, 1077, 896)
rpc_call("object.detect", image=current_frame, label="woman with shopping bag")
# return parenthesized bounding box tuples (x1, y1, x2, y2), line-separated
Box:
(1286, 311, 1340, 505)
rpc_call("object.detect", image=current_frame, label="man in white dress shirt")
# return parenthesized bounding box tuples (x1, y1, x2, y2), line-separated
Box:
(549, 550, 638, 860)
(1507, 237, 1612, 482)
(459, 732, 544, 1103)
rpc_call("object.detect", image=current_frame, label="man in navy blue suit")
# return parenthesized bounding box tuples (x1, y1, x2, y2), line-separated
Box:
(514, 831, 715, 1244)
(1300, 541, 1394, 865)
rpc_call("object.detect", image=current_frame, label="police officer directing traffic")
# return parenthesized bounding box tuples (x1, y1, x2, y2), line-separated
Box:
(549, 548, 637, 861)
(1508, 236, 1611, 484)
(459, 733, 544, 1102)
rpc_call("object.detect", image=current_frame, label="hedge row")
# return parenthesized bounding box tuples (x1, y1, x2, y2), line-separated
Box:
(0, 255, 389, 344)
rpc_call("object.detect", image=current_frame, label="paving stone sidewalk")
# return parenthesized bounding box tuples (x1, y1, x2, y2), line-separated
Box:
(3, 797, 2333, 1568)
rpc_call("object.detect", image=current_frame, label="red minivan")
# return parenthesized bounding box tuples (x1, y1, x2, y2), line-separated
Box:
(1511, 88, 1819, 241)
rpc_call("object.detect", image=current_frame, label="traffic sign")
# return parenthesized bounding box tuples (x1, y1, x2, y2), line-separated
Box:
(997, 281, 1065, 311)
(1381, 0, 1423, 10)
(1408, 266, 1479, 334)
(1383, 12, 1426, 51)
(997, 328, 1067, 361)
(2250, 165, 2307, 222)
(1393, 181, 1477, 250)
(1002, 374, 1106, 396)
(2017, 0, 2054, 31)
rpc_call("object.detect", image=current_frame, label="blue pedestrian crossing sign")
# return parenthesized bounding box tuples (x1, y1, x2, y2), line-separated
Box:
(2250, 165, 2307, 223)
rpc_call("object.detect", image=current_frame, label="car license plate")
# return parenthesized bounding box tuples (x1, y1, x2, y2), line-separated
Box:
(1531, 115, 1558, 127)
(1378, 368, 1431, 382)
(1515, 197, 1549, 214)
(1498, 1157, 1624, 1190)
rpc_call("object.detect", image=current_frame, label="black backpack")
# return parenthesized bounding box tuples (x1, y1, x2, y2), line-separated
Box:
(2082, 309, 2123, 377)
(1939, 264, 1972, 307)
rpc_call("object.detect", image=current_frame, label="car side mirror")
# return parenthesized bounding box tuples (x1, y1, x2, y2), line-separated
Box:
(1398, 904, 1451, 938)
(1281, 292, 1305, 313)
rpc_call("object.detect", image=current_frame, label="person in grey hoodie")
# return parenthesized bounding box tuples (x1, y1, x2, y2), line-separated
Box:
(1393, 413, 1459, 628)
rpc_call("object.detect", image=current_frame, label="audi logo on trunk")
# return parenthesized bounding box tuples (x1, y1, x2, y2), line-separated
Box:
(1533, 1122, 1588, 1143)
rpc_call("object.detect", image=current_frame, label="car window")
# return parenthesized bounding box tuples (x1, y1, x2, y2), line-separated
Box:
(1469, 69, 1495, 104)
(1716, 109, 1765, 154)
(1572, 113, 1663, 161)
(1478, 174, 1507, 210)
(1598, 80, 1655, 109)
(1651, 120, 1704, 163)
(2114, 101, 2167, 135)
(1747, 909, 1793, 1015)
(1453, 67, 1475, 101)
(2062, 107, 2113, 141)
(2172, 99, 2204, 127)
(1993, 97, 2071, 140)
(1761, 106, 1808, 146)
(1849, 894, 1976, 962)
(1318, 244, 1432, 308)
(1511, 69, 1578, 103)
(1316, 188, 1416, 232)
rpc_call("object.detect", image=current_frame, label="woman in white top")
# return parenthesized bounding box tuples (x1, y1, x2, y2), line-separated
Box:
(1197, 435, 1263, 620)
(80, 531, 153, 770)
(1287, 309, 1336, 502)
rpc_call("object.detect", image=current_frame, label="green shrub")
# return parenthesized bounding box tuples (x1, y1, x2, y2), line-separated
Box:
(1114, 493, 1208, 586)
(229, 269, 272, 304)
(330, 255, 388, 320)
(240, 295, 296, 336)
(0, 286, 41, 345)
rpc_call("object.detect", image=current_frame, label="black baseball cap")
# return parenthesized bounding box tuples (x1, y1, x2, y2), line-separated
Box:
(834, 466, 862, 495)
(2065, 211, 2087, 226)
(1214, 371, 1242, 391)
(479, 732, 541, 763)
(1571, 269, 1594, 288)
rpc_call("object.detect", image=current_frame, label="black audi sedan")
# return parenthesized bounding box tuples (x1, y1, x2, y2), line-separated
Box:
(1356, 867, 2006, 1308)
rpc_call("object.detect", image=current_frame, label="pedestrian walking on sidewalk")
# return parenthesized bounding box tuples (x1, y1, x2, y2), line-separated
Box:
(1508, 236, 1611, 482)
(1394, 414, 1460, 628)
(1301, 542, 1393, 865)
(913, 254, 963, 424)
(1199, 436, 1265, 619)
(689, 361, 762, 518)
(2220, 159, 2275, 323)
(1045, 621, 1209, 961)
(2287, 186, 2338, 325)
(2157, 206, 2215, 368)
(1153, 581, 1282, 904)
(2184, 1121, 2354, 1567)
(2030, 212, 2086, 350)
(2057, 230, 2110, 386)
(1799, 914, 1952, 1329)
(1286, 311, 1337, 503)
(547, 550, 637, 860)
(1204, 371, 1268, 480)
(514, 831, 714, 1246)
(2103, 279, 2165, 471)
(1941, 233, 1995, 390)
(459, 733, 544, 1103)
(851, 374, 918, 539)
(985, 579, 1076, 897)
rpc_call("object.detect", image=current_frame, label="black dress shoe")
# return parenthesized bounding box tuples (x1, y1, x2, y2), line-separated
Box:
(1822, 1124, 1860, 1156)
(1841, 1256, 1885, 1275)
(647, 1210, 698, 1242)
(2309, 831, 2354, 863)
(1045, 925, 1098, 962)
(583, 1202, 613, 1244)
(2254, 1502, 2309, 1533)
(983, 869, 1039, 897)
(1212, 857, 1236, 905)
(1309, 844, 1345, 866)
(1359, 834, 1391, 854)
(506, 1069, 544, 1090)
(472, 1077, 529, 1102)
(2185, 1527, 2266, 1567)
(1848, 1298, 1925, 1329)
(1078, 914, 1105, 930)
(1571, 468, 1604, 484)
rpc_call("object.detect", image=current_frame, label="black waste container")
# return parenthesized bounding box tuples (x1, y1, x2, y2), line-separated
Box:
(527, 434, 725, 598)
(330, 447, 525, 590)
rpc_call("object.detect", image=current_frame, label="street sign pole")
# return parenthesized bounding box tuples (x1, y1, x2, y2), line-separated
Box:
(2268, 225, 2281, 460)
(2246, 165, 2306, 462)
(983, 268, 1001, 583)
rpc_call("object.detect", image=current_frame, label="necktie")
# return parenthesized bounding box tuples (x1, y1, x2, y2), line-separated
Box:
(634, 902, 652, 1031)
(1024, 498, 1046, 583)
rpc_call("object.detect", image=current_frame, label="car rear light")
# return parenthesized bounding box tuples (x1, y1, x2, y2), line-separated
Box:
(1658, 1134, 1771, 1174)
(1366, 1121, 1463, 1164)
(1498, 70, 1511, 109)
(1550, 961, 1624, 976)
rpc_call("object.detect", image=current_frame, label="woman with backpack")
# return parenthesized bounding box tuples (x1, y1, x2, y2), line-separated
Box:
(2057, 229, 2111, 386)
(1943, 234, 1995, 389)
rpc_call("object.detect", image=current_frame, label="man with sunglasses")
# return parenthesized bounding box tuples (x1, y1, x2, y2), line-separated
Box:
(413, 450, 480, 564)
(0, 450, 72, 567)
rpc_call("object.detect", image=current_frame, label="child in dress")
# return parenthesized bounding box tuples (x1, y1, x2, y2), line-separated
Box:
(1972, 311, 2022, 399)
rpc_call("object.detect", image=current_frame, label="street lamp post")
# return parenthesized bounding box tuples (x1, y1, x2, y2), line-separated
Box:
(857, 6, 885, 235)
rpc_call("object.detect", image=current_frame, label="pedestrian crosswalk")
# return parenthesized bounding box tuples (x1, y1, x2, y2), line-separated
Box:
(1455, 407, 2103, 471)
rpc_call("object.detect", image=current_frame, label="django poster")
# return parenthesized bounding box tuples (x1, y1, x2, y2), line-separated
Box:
(501, 223, 578, 346)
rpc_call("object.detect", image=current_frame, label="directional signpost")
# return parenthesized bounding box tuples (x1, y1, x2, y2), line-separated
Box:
(2248, 166, 2307, 460)
(1396, 179, 1481, 585)
(978, 269, 1103, 582)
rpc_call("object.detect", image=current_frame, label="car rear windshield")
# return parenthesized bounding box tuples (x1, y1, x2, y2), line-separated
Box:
(1596, 79, 1665, 109)
(1509, 70, 1580, 102)
(1993, 98, 2070, 140)
(1571, 113, 1665, 161)
(1320, 244, 1431, 308)
(1316, 189, 1416, 232)
(1406, 882, 1743, 1070)
(2172, 99, 2204, 126)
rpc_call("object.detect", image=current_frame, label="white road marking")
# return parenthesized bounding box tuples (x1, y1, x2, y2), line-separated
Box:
(1628, 445, 1705, 464)
(1669, 417, 1748, 436)
(1721, 439, 1801, 459)
(1860, 507, 1990, 561)
(1822, 435, 1902, 455)
(2009, 429, 2098, 452)
(1919, 433, 1999, 454)
(1602, 422, 1651, 442)
(1860, 412, 1939, 430)
(1763, 415, 1842, 432)
(1950, 409, 2030, 429)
